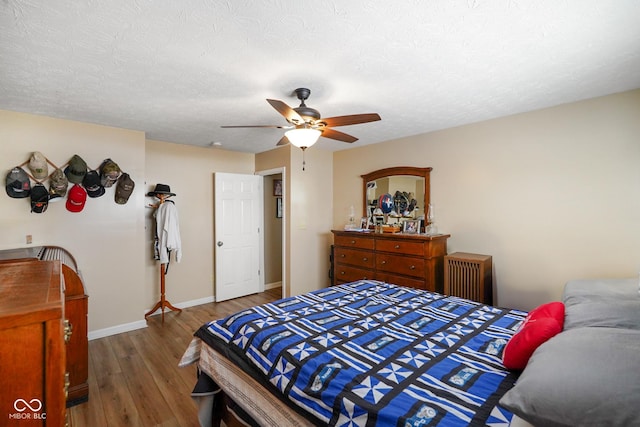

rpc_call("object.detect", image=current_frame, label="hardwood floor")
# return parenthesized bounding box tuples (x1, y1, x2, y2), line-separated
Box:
(68, 288, 282, 427)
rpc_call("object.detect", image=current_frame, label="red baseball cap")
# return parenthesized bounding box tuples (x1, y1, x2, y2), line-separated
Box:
(66, 184, 87, 213)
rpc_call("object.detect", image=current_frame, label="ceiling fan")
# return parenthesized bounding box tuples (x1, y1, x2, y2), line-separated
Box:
(221, 88, 381, 149)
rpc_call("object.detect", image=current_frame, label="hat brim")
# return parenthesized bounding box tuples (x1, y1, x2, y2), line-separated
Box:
(87, 187, 106, 198)
(147, 191, 176, 197)
(66, 200, 85, 212)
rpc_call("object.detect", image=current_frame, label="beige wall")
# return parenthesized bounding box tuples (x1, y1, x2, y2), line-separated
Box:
(0, 112, 257, 336)
(4, 89, 636, 336)
(144, 139, 255, 317)
(0, 110, 328, 336)
(289, 147, 335, 295)
(256, 144, 335, 297)
(333, 90, 640, 310)
(0, 110, 146, 334)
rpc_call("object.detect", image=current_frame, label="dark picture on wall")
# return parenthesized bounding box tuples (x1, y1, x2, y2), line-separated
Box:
(273, 179, 282, 196)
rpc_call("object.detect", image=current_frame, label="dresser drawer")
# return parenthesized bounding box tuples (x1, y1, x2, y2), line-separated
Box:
(375, 272, 429, 291)
(376, 239, 424, 256)
(334, 265, 373, 283)
(332, 230, 449, 292)
(334, 248, 374, 269)
(376, 253, 425, 279)
(334, 234, 375, 250)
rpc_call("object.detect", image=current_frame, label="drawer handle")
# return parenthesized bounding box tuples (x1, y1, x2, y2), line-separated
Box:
(340, 271, 345, 275)
(350, 240, 356, 244)
(340, 254, 345, 258)
(64, 319, 73, 343)
(409, 265, 416, 270)
(64, 372, 70, 399)
(362, 257, 368, 261)
(381, 260, 386, 265)
(394, 245, 400, 249)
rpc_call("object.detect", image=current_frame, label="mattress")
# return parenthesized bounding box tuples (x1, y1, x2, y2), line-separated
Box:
(182, 280, 529, 426)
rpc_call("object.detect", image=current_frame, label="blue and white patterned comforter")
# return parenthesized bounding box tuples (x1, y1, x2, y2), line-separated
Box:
(195, 280, 526, 427)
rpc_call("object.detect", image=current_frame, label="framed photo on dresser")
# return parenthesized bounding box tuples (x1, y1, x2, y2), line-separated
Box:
(402, 219, 421, 234)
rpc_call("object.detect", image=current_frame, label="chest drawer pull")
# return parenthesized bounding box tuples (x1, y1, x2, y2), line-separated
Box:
(362, 257, 368, 261)
(381, 260, 387, 265)
(340, 254, 345, 258)
(409, 265, 415, 270)
(350, 240, 356, 244)
(394, 244, 400, 249)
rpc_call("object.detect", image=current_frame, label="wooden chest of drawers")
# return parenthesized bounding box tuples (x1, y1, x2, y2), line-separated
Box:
(0, 260, 67, 426)
(0, 247, 89, 406)
(332, 230, 449, 292)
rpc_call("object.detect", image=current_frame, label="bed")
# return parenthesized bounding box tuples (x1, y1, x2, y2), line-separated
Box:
(181, 280, 528, 426)
(180, 278, 640, 426)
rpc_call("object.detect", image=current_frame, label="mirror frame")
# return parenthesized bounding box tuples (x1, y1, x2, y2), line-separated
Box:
(361, 166, 432, 225)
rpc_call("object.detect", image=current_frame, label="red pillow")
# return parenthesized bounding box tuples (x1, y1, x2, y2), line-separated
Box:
(502, 301, 565, 370)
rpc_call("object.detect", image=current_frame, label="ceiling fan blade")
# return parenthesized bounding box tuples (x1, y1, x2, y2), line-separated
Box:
(318, 113, 381, 127)
(276, 136, 289, 146)
(221, 125, 291, 129)
(267, 99, 304, 124)
(321, 128, 358, 143)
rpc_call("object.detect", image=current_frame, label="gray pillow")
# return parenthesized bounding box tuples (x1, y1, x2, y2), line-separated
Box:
(562, 278, 638, 300)
(563, 297, 640, 330)
(563, 279, 640, 330)
(500, 327, 640, 427)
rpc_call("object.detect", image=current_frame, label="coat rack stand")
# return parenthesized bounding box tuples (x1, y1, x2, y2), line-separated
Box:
(145, 194, 182, 324)
(145, 263, 181, 323)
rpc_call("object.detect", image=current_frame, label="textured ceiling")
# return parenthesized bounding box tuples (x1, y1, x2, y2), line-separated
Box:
(1, 1, 639, 153)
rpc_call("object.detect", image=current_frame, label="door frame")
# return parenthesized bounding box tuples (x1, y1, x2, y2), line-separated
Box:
(256, 167, 286, 299)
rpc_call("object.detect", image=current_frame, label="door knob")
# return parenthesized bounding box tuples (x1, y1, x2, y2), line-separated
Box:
(217, 241, 224, 247)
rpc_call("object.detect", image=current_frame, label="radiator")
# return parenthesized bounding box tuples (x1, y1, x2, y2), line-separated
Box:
(444, 252, 493, 304)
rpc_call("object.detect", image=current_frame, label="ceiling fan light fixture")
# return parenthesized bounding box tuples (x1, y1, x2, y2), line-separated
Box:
(285, 128, 321, 149)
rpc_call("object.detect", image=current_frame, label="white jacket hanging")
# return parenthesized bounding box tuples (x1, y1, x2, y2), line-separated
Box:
(154, 201, 182, 264)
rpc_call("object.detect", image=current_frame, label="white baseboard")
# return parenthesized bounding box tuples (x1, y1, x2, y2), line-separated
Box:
(88, 320, 147, 341)
(265, 281, 282, 290)
(88, 296, 215, 340)
(144, 295, 215, 317)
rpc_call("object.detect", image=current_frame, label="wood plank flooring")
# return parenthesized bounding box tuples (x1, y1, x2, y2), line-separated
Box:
(68, 288, 282, 427)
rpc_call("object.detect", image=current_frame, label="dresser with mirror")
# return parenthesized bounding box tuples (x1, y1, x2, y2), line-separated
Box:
(332, 167, 449, 292)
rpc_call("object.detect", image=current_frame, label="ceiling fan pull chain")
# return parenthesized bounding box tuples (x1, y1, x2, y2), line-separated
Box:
(302, 147, 306, 171)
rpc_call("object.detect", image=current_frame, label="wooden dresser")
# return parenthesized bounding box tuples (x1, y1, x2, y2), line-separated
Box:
(0, 246, 89, 406)
(332, 230, 450, 292)
(0, 260, 68, 426)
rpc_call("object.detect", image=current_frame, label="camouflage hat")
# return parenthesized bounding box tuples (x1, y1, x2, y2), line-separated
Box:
(28, 151, 49, 179)
(48, 168, 68, 200)
(5, 167, 31, 198)
(64, 154, 87, 184)
(115, 173, 135, 204)
(99, 158, 121, 188)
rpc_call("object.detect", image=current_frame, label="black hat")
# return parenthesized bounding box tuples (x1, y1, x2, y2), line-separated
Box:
(83, 170, 105, 198)
(5, 167, 31, 198)
(147, 183, 175, 197)
(30, 183, 49, 213)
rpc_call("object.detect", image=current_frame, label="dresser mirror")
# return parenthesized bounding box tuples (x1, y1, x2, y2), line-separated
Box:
(361, 167, 431, 228)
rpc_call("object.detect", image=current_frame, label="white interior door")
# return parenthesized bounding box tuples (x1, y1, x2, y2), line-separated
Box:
(214, 172, 262, 302)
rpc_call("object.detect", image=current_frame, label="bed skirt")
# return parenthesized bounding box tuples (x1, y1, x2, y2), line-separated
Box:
(180, 337, 316, 427)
